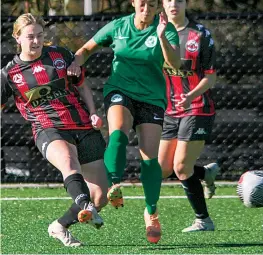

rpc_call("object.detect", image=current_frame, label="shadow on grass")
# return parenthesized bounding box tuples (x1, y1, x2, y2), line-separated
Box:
(141, 242, 263, 251)
(85, 242, 263, 249)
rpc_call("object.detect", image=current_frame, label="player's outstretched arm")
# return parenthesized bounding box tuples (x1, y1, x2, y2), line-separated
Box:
(75, 39, 100, 66)
(67, 39, 101, 77)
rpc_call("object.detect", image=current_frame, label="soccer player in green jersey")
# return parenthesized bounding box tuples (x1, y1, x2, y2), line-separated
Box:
(68, 0, 181, 243)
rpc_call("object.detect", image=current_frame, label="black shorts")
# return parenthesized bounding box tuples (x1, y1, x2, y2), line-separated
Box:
(104, 91, 164, 129)
(161, 115, 215, 141)
(36, 128, 106, 165)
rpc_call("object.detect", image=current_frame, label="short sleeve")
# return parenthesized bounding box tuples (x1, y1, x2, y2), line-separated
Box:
(50, 46, 75, 67)
(165, 22, 180, 47)
(60, 47, 75, 67)
(200, 29, 216, 73)
(56, 46, 85, 87)
(1, 68, 13, 108)
(93, 20, 116, 47)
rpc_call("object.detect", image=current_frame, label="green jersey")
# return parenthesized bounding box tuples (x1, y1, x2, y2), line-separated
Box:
(93, 13, 179, 110)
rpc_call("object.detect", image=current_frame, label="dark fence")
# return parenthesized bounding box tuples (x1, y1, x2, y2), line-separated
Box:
(1, 13, 263, 183)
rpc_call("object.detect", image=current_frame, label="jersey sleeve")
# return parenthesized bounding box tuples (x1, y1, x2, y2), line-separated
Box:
(200, 29, 216, 74)
(165, 22, 180, 47)
(93, 20, 116, 47)
(1, 68, 13, 108)
(58, 46, 75, 67)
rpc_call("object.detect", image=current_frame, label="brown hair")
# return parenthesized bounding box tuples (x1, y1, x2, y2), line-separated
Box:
(12, 13, 50, 52)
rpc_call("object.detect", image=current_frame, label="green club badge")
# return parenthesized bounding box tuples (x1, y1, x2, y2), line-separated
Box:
(145, 36, 157, 48)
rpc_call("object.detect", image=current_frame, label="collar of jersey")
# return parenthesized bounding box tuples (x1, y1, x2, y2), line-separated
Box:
(14, 46, 48, 64)
(130, 13, 158, 33)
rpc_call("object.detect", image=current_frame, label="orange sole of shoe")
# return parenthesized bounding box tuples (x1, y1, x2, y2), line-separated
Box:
(147, 235, 161, 244)
(146, 229, 161, 244)
(78, 210, 92, 223)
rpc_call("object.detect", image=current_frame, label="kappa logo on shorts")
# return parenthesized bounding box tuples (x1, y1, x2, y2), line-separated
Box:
(111, 94, 123, 103)
(145, 36, 157, 48)
(194, 128, 207, 135)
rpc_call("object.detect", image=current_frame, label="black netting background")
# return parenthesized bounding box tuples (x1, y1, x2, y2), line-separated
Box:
(1, 13, 263, 183)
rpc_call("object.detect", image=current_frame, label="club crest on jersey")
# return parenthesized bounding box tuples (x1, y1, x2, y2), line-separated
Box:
(145, 36, 157, 48)
(186, 40, 199, 53)
(53, 58, 66, 70)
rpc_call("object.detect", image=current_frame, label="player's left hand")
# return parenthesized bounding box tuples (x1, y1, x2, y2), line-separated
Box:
(90, 114, 103, 129)
(175, 94, 192, 110)
(157, 12, 168, 39)
(67, 61, 82, 77)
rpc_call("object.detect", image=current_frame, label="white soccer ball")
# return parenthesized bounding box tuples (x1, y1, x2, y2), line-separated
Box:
(237, 170, 263, 208)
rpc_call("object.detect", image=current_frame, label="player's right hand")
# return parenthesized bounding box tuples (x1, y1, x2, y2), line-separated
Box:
(90, 114, 103, 130)
(67, 61, 81, 77)
(157, 12, 168, 39)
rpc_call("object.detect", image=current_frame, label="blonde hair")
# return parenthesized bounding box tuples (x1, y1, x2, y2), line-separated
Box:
(12, 13, 51, 52)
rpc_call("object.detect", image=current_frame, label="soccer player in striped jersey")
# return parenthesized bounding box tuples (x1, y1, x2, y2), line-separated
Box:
(67, 0, 181, 243)
(158, 0, 218, 232)
(1, 13, 108, 246)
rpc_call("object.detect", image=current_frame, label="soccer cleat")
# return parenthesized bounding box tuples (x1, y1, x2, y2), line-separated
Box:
(48, 220, 82, 247)
(203, 163, 220, 199)
(86, 203, 104, 229)
(182, 217, 215, 232)
(144, 208, 161, 244)
(107, 184, 124, 209)
(78, 209, 92, 223)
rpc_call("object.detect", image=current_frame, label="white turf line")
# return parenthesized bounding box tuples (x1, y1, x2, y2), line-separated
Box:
(0, 181, 238, 189)
(1, 195, 238, 201)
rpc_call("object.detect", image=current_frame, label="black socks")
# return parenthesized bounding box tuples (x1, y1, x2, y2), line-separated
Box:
(58, 203, 80, 228)
(64, 173, 90, 210)
(181, 174, 209, 219)
(194, 165, 205, 180)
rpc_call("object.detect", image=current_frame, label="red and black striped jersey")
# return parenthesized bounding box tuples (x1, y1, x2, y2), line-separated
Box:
(164, 21, 216, 118)
(1, 46, 93, 138)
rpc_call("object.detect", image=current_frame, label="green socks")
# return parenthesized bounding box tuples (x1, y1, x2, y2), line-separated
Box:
(104, 130, 128, 186)
(140, 158, 162, 214)
(104, 131, 162, 214)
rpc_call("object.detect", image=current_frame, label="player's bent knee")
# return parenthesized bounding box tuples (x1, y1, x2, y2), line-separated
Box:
(174, 162, 193, 180)
(162, 169, 173, 178)
(174, 162, 185, 174)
